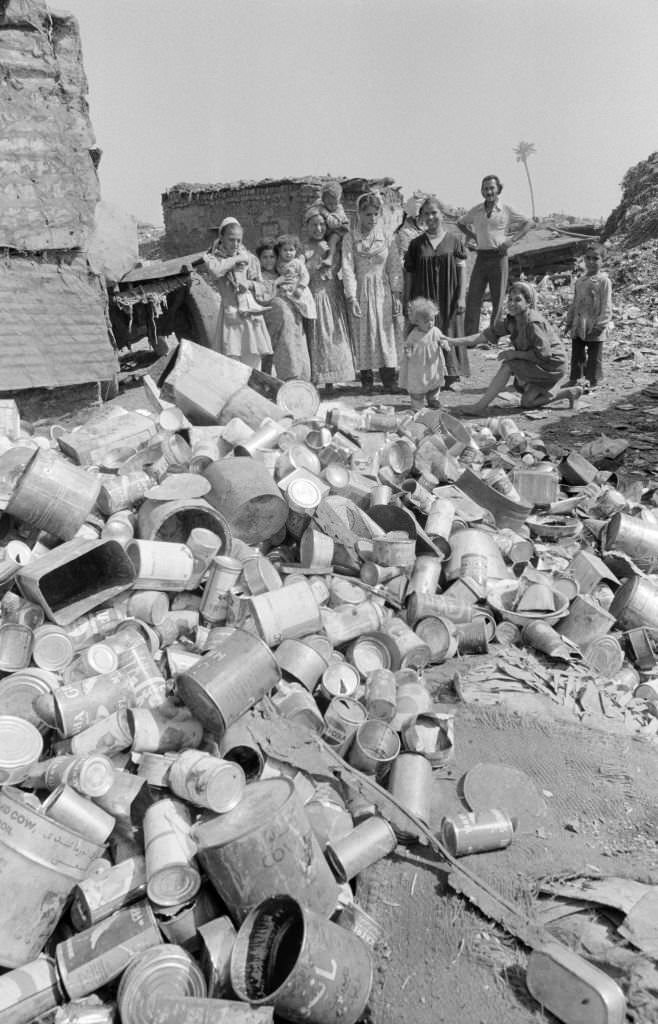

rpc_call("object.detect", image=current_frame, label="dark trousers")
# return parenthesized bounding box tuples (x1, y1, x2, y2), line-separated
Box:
(570, 336, 604, 385)
(464, 250, 509, 335)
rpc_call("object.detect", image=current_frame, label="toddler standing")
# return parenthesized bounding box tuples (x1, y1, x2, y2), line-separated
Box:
(566, 243, 612, 388)
(399, 298, 451, 409)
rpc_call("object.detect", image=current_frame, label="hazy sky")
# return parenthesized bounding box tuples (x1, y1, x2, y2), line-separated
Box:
(61, 0, 658, 226)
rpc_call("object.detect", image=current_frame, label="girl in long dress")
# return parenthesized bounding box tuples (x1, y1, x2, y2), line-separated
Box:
(304, 210, 355, 390)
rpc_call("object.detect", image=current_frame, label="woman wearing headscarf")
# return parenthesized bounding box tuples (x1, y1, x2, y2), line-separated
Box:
(403, 196, 468, 388)
(452, 281, 581, 415)
(341, 191, 403, 392)
(253, 239, 311, 382)
(202, 217, 272, 370)
(304, 209, 355, 391)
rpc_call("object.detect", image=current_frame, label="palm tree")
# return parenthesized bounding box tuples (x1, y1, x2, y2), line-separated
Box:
(514, 141, 536, 219)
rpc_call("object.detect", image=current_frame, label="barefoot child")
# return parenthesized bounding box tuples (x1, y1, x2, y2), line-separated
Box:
(565, 243, 612, 388)
(452, 282, 581, 416)
(399, 298, 451, 409)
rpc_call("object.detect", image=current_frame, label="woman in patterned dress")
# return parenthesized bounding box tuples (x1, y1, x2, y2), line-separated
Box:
(304, 209, 355, 391)
(341, 192, 403, 393)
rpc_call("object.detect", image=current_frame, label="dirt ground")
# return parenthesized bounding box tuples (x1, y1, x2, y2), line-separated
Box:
(3, 335, 658, 1024)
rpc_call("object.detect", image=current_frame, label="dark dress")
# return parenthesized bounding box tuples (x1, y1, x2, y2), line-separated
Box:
(404, 231, 469, 377)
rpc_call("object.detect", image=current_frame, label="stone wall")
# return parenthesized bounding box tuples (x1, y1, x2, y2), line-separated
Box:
(162, 177, 404, 257)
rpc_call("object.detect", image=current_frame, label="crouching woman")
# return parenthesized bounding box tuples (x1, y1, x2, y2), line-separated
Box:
(454, 281, 581, 415)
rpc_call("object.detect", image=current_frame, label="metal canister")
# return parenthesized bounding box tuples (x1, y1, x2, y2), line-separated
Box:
(199, 915, 237, 998)
(346, 634, 391, 678)
(603, 512, 658, 572)
(364, 668, 397, 722)
(168, 749, 245, 813)
(67, 708, 133, 757)
(176, 627, 280, 737)
(143, 799, 200, 909)
(126, 540, 195, 591)
(97, 471, 151, 516)
(371, 532, 416, 569)
(441, 809, 515, 857)
(609, 575, 658, 630)
(275, 638, 330, 691)
(194, 778, 339, 922)
(325, 817, 397, 883)
(230, 895, 372, 1024)
(323, 696, 367, 755)
(316, 663, 360, 711)
(70, 856, 147, 930)
(40, 753, 115, 798)
(249, 578, 322, 645)
(46, 672, 136, 737)
(407, 591, 475, 627)
(116, 643, 167, 709)
(456, 618, 490, 655)
(413, 616, 457, 664)
(378, 617, 431, 670)
(55, 901, 163, 1000)
(321, 601, 384, 647)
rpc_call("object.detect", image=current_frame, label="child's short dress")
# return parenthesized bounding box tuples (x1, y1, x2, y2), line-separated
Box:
(277, 256, 317, 319)
(399, 325, 449, 395)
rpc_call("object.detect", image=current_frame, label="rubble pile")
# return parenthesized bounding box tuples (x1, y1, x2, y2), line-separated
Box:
(603, 151, 658, 249)
(2, 340, 658, 1021)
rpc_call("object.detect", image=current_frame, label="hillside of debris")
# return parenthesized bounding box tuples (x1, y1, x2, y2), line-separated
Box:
(603, 151, 658, 247)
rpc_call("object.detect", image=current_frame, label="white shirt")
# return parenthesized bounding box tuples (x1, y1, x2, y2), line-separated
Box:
(458, 199, 528, 250)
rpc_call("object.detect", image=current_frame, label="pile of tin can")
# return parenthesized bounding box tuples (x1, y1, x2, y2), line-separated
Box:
(0, 376, 654, 1023)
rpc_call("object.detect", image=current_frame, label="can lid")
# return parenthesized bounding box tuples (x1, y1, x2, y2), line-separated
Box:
(276, 379, 320, 419)
(146, 864, 201, 908)
(77, 755, 115, 797)
(287, 477, 323, 515)
(0, 715, 43, 772)
(118, 943, 206, 1024)
(83, 643, 119, 676)
(321, 662, 360, 697)
(348, 636, 391, 677)
(33, 626, 75, 671)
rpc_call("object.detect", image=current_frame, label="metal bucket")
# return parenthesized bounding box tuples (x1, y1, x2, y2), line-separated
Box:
(230, 895, 372, 1024)
(0, 787, 103, 967)
(194, 778, 339, 922)
(137, 498, 233, 554)
(6, 449, 100, 541)
(414, 616, 457, 663)
(204, 458, 288, 544)
(609, 575, 658, 630)
(556, 594, 615, 648)
(177, 627, 280, 736)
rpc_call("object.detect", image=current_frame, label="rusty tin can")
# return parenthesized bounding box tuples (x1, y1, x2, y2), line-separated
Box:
(323, 696, 367, 755)
(441, 809, 515, 857)
(70, 855, 147, 930)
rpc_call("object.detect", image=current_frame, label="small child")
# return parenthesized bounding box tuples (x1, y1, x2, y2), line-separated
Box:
(310, 181, 350, 266)
(565, 243, 612, 388)
(274, 234, 317, 320)
(399, 298, 451, 409)
(210, 239, 269, 318)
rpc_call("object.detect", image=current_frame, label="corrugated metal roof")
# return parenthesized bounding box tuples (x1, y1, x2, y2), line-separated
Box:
(0, 260, 119, 389)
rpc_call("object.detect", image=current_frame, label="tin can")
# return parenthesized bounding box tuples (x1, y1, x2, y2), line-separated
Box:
(370, 484, 393, 507)
(6, 448, 101, 541)
(249, 579, 321, 645)
(0, 956, 61, 1024)
(270, 679, 325, 733)
(299, 526, 334, 570)
(459, 553, 488, 586)
(609, 575, 658, 630)
(55, 901, 163, 1000)
(347, 719, 400, 779)
(42, 784, 115, 845)
(401, 479, 434, 514)
(115, 590, 169, 626)
(456, 618, 490, 655)
(626, 627, 657, 671)
(116, 643, 167, 709)
(364, 668, 397, 721)
(359, 562, 403, 586)
(387, 753, 433, 839)
(194, 778, 339, 922)
(0, 715, 43, 785)
(199, 915, 237, 998)
(408, 555, 442, 596)
(70, 856, 147, 930)
(39, 753, 115, 798)
(321, 601, 384, 646)
(68, 709, 133, 757)
(414, 616, 457, 664)
(127, 540, 195, 591)
(371, 532, 416, 568)
(177, 627, 280, 737)
(407, 592, 475, 627)
(557, 595, 615, 648)
(0, 666, 59, 732)
(377, 617, 431, 670)
(144, 799, 200, 908)
(325, 816, 397, 883)
(346, 634, 392, 677)
(199, 556, 243, 624)
(0, 622, 32, 672)
(316, 662, 360, 710)
(128, 705, 203, 754)
(168, 749, 245, 813)
(323, 696, 367, 755)
(275, 637, 330, 691)
(441, 808, 515, 857)
(583, 635, 625, 677)
(48, 673, 136, 737)
(230, 895, 372, 1024)
(401, 711, 454, 766)
(97, 471, 151, 516)
(117, 944, 206, 1024)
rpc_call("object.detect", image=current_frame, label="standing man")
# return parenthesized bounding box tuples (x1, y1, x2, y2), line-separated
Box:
(457, 175, 533, 335)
